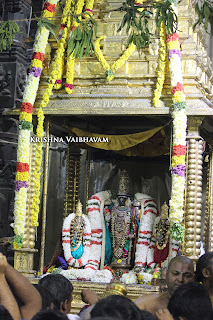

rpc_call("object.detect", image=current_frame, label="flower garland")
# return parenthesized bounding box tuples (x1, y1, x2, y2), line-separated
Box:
(94, 36, 136, 82)
(153, 22, 167, 108)
(94, 0, 144, 82)
(85, 193, 104, 271)
(62, 213, 91, 267)
(59, 268, 113, 282)
(12, 0, 60, 249)
(167, 25, 187, 239)
(54, 0, 75, 89)
(65, 0, 86, 94)
(31, 0, 74, 230)
(84, 0, 95, 18)
(134, 193, 159, 270)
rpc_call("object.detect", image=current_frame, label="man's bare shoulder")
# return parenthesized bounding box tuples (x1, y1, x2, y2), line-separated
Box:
(134, 293, 161, 309)
(134, 292, 170, 314)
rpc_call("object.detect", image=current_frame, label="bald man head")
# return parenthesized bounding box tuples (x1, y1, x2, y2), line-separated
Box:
(166, 256, 194, 295)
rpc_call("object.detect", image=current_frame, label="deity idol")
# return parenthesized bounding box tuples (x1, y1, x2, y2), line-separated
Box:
(110, 170, 135, 268)
(87, 169, 159, 271)
(62, 200, 91, 268)
(153, 202, 171, 267)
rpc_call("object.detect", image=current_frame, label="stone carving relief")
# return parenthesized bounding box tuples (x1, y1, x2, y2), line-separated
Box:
(16, 63, 27, 104)
(0, 64, 12, 101)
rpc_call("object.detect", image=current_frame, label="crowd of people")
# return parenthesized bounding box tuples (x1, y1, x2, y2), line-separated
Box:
(1, 252, 213, 320)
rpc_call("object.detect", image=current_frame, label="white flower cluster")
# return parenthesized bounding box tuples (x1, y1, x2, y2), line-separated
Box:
(22, 75, 40, 105)
(60, 268, 112, 283)
(17, 130, 31, 163)
(172, 109, 187, 146)
(13, 188, 28, 235)
(169, 176, 185, 223)
(138, 271, 153, 284)
(169, 55, 183, 87)
(33, 26, 49, 54)
(91, 269, 113, 283)
(121, 271, 138, 284)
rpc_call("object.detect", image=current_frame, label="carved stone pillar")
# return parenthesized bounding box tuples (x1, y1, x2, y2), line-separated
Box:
(0, 0, 32, 110)
(183, 117, 204, 261)
(14, 137, 38, 276)
(204, 147, 213, 251)
(64, 144, 81, 217)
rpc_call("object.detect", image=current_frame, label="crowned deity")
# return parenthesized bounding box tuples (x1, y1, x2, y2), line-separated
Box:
(153, 202, 170, 267)
(110, 170, 135, 268)
(87, 170, 160, 274)
(62, 200, 91, 268)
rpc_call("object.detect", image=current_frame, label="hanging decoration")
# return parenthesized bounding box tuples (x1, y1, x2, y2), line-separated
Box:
(94, 36, 136, 82)
(167, 11, 187, 242)
(31, 0, 74, 231)
(153, 22, 167, 108)
(12, 0, 60, 249)
(65, 0, 96, 93)
(152, 2, 186, 242)
(65, 0, 85, 94)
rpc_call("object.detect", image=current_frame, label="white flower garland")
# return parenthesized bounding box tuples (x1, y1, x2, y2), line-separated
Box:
(13, 0, 60, 247)
(85, 191, 111, 271)
(134, 193, 158, 269)
(61, 268, 95, 281)
(62, 213, 91, 267)
(91, 269, 113, 283)
(12, 188, 28, 235)
(60, 268, 112, 283)
(168, 5, 187, 230)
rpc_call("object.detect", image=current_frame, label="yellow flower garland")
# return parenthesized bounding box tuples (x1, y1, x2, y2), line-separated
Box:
(65, 0, 85, 94)
(153, 22, 167, 108)
(31, 59, 43, 69)
(16, 172, 29, 181)
(94, 36, 136, 82)
(172, 155, 185, 167)
(54, 0, 74, 90)
(66, 53, 75, 93)
(84, 0, 95, 18)
(19, 112, 32, 122)
(136, 0, 143, 12)
(173, 91, 185, 103)
(31, 0, 73, 227)
(94, 0, 142, 82)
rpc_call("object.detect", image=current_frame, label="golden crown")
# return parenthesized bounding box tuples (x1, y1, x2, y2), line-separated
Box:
(75, 200, 83, 217)
(161, 202, 169, 219)
(118, 169, 130, 197)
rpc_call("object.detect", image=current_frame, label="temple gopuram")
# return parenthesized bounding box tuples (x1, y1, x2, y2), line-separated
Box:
(0, 0, 213, 313)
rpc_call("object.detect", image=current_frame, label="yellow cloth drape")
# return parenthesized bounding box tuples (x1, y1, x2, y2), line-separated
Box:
(70, 126, 163, 151)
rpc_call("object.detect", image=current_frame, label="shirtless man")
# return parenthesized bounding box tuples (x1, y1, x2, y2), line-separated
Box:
(134, 256, 194, 317)
(195, 251, 213, 307)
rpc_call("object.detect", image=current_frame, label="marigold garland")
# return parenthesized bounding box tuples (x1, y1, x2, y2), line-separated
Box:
(54, 0, 74, 89)
(94, 37, 136, 82)
(12, 0, 60, 249)
(153, 22, 167, 108)
(30, 0, 74, 230)
(167, 7, 187, 239)
(84, 0, 95, 18)
(65, 0, 86, 94)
